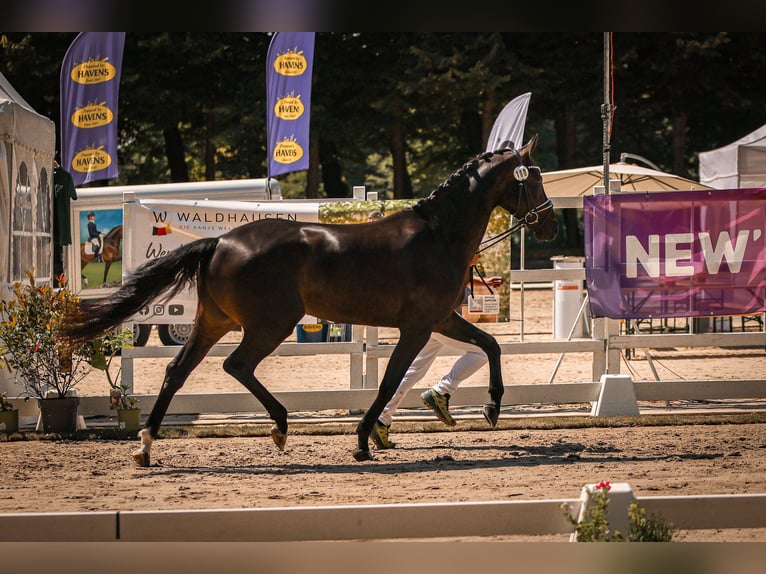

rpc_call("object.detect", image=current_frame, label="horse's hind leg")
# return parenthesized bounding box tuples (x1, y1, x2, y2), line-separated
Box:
(133, 317, 233, 467)
(222, 330, 291, 451)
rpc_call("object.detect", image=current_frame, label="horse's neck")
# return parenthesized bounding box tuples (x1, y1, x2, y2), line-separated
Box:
(417, 193, 494, 259)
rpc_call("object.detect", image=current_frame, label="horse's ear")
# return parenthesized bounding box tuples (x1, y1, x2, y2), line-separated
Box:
(521, 134, 539, 160)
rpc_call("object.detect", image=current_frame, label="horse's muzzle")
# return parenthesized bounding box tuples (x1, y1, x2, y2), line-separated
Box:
(532, 210, 559, 242)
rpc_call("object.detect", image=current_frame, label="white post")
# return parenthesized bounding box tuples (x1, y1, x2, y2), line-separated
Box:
(570, 482, 635, 542)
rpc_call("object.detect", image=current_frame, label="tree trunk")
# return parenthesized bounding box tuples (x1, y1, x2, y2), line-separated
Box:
(672, 110, 688, 176)
(481, 85, 497, 149)
(163, 126, 189, 182)
(555, 104, 577, 170)
(305, 133, 320, 198)
(390, 118, 412, 199)
(318, 138, 349, 198)
(205, 111, 215, 181)
(555, 104, 582, 249)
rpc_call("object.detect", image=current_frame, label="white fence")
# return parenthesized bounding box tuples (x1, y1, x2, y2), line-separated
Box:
(7, 191, 764, 419)
(1, 490, 765, 541)
(9, 325, 763, 421)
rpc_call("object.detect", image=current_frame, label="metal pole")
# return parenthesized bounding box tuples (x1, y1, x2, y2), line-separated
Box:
(602, 32, 611, 192)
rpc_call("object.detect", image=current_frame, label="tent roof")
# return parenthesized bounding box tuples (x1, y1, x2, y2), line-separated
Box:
(542, 162, 712, 198)
(0, 70, 36, 111)
(0, 70, 55, 153)
(698, 124, 766, 188)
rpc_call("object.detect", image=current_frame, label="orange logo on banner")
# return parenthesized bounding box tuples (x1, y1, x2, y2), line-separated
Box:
(71, 146, 112, 174)
(273, 137, 304, 165)
(70, 58, 117, 85)
(273, 50, 308, 77)
(274, 94, 304, 121)
(71, 102, 113, 128)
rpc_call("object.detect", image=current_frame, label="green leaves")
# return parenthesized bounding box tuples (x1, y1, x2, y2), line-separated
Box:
(0, 271, 94, 399)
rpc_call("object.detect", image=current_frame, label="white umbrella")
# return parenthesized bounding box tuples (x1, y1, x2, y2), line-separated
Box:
(542, 162, 713, 198)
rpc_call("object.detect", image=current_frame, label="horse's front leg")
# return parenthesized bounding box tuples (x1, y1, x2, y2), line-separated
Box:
(482, 339, 504, 428)
(353, 329, 431, 462)
(436, 312, 503, 428)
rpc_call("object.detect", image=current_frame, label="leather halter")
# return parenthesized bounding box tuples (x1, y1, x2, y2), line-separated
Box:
(475, 150, 554, 254)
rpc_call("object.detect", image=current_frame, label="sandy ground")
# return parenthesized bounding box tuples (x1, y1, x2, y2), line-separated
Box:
(1, 289, 765, 542)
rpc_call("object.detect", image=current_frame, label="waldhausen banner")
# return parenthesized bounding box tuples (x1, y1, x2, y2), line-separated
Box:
(266, 32, 315, 178)
(124, 198, 319, 324)
(60, 32, 125, 186)
(584, 188, 766, 319)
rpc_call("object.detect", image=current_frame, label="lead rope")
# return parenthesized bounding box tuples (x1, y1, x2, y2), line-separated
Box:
(469, 263, 494, 300)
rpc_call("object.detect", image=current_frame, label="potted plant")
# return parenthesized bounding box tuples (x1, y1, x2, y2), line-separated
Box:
(0, 392, 18, 434)
(0, 271, 95, 432)
(86, 328, 141, 430)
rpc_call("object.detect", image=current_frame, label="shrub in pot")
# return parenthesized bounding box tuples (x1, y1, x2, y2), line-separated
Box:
(0, 271, 96, 432)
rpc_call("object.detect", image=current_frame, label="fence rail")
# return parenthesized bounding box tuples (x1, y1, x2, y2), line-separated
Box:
(1, 492, 764, 542)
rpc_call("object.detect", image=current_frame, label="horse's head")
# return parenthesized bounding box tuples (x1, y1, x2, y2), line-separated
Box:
(495, 135, 558, 242)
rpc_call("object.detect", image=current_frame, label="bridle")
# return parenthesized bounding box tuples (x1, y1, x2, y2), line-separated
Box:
(468, 150, 554, 297)
(475, 150, 554, 254)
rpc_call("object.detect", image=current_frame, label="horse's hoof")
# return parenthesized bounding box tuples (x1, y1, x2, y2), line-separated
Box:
(352, 448, 374, 462)
(132, 449, 150, 467)
(270, 425, 287, 451)
(482, 404, 499, 428)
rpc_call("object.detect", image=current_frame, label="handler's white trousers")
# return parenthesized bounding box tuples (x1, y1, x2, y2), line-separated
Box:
(377, 332, 487, 426)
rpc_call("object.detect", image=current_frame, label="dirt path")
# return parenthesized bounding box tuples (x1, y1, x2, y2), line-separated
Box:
(1, 290, 764, 542)
(1, 418, 765, 541)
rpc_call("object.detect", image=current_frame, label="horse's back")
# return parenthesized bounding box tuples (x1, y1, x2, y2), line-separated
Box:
(202, 215, 467, 328)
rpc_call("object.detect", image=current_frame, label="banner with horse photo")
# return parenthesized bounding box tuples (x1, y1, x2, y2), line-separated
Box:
(584, 188, 766, 319)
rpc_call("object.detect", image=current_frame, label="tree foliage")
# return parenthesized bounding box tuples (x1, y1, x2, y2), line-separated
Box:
(2, 32, 765, 200)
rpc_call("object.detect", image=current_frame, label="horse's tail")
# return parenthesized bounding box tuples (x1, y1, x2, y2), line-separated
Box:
(61, 237, 219, 345)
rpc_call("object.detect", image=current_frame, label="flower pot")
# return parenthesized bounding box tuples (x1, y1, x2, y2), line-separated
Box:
(0, 409, 19, 434)
(38, 397, 80, 433)
(116, 408, 141, 431)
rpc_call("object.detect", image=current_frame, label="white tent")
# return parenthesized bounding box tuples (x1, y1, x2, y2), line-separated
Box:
(0, 70, 55, 288)
(698, 124, 766, 189)
(0, 71, 55, 395)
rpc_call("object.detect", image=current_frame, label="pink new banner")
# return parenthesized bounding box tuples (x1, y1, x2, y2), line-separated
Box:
(584, 188, 766, 319)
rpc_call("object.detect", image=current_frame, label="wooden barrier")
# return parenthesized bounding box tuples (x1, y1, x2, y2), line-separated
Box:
(1, 492, 765, 541)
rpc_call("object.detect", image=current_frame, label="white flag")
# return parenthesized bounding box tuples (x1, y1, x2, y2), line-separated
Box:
(485, 92, 531, 152)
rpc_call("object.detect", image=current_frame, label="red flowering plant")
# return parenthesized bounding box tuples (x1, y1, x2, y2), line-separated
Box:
(0, 271, 97, 399)
(562, 479, 675, 542)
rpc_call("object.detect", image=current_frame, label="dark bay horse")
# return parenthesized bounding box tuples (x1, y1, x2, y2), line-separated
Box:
(80, 225, 123, 284)
(61, 136, 558, 466)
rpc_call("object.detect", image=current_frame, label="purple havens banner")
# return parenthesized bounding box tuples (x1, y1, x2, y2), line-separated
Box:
(60, 32, 125, 186)
(485, 92, 531, 152)
(584, 188, 766, 319)
(266, 32, 315, 178)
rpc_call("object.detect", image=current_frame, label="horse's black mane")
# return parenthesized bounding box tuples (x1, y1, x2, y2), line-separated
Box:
(412, 149, 509, 221)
